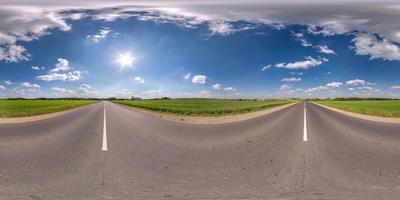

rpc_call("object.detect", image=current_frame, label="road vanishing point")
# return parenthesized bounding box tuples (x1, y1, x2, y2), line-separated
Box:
(1, 101, 400, 200)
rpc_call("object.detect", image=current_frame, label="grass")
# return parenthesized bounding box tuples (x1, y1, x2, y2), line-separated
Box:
(0, 100, 97, 118)
(313, 100, 400, 118)
(114, 98, 295, 116)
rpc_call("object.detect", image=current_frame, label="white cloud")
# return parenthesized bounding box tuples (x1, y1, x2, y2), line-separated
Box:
(192, 75, 207, 84)
(281, 77, 301, 82)
(0, 85, 6, 91)
(208, 20, 255, 36)
(317, 45, 336, 54)
(292, 32, 336, 55)
(50, 58, 70, 72)
(31, 66, 44, 70)
(78, 84, 97, 94)
(307, 26, 336, 37)
(355, 85, 380, 93)
(4, 80, 13, 85)
(212, 83, 221, 90)
(14, 82, 40, 94)
(352, 33, 400, 61)
(275, 56, 328, 69)
(293, 32, 312, 47)
(276, 88, 303, 96)
(91, 9, 133, 22)
(279, 84, 291, 91)
(64, 71, 82, 81)
(270, 23, 286, 30)
(0, 44, 30, 63)
(199, 90, 211, 96)
(37, 73, 66, 81)
(346, 79, 366, 86)
(116, 89, 135, 98)
(87, 27, 111, 42)
(140, 89, 167, 98)
(390, 85, 400, 89)
(134, 9, 203, 29)
(37, 58, 82, 81)
(134, 76, 145, 83)
(0, 7, 71, 62)
(304, 86, 329, 93)
(79, 84, 91, 90)
(261, 64, 271, 71)
(51, 87, 75, 95)
(51, 84, 97, 97)
(359, 86, 374, 90)
(304, 81, 343, 93)
(209, 21, 235, 36)
(326, 81, 343, 88)
(289, 72, 303, 76)
(65, 12, 87, 20)
(21, 82, 40, 90)
(183, 73, 191, 80)
(224, 87, 236, 91)
(37, 71, 82, 81)
(308, 16, 370, 36)
(52, 87, 70, 93)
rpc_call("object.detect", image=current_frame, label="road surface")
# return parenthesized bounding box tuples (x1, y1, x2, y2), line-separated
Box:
(1, 101, 400, 199)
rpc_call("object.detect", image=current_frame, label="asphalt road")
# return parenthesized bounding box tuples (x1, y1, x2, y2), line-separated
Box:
(1, 101, 400, 199)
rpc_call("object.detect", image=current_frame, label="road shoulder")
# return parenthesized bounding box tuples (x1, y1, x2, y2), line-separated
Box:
(0, 104, 95, 124)
(114, 102, 298, 124)
(311, 101, 400, 124)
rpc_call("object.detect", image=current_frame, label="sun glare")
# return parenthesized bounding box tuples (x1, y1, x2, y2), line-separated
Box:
(116, 52, 135, 68)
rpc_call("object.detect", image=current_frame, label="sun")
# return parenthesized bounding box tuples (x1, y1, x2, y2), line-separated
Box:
(116, 52, 135, 68)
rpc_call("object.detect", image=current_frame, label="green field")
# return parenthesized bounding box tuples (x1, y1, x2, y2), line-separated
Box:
(0, 100, 96, 118)
(314, 100, 400, 118)
(114, 99, 294, 116)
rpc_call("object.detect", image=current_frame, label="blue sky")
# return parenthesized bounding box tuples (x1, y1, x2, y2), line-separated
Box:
(1, 1, 400, 98)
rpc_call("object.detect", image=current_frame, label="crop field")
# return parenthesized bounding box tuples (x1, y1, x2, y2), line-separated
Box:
(314, 100, 400, 118)
(114, 98, 294, 116)
(0, 100, 96, 118)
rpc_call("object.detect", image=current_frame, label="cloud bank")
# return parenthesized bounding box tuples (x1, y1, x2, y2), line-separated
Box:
(2, 1, 400, 62)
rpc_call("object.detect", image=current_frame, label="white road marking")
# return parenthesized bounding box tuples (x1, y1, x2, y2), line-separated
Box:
(102, 104, 108, 151)
(303, 102, 308, 142)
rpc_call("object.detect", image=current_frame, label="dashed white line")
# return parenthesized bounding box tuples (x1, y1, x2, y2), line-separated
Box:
(102, 104, 108, 151)
(303, 102, 308, 142)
